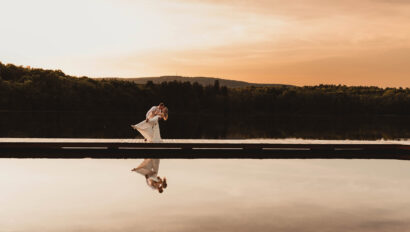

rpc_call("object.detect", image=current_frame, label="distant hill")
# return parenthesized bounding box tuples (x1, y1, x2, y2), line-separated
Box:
(99, 76, 291, 88)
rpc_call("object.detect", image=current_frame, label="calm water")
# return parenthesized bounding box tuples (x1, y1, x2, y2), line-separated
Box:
(1, 111, 409, 140)
(1, 158, 410, 232)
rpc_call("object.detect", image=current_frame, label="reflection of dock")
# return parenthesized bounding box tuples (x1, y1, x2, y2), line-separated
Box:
(0, 138, 409, 159)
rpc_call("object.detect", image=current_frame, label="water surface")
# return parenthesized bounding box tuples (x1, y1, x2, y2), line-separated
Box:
(1, 111, 408, 139)
(1, 158, 409, 232)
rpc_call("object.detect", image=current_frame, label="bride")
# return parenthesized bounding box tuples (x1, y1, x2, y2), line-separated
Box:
(131, 106, 168, 142)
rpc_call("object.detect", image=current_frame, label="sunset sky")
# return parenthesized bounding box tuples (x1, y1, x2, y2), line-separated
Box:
(1, 0, 409, 87)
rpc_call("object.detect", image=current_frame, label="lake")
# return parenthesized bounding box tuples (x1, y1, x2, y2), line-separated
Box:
(1, 111, 409, 231)
(0, 111, 409, 140)
(1, 158, 410, 232)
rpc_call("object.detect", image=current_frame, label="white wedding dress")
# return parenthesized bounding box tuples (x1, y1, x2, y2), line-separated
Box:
(133, 159, 161, 189)
(132, 115, 162, 142)
(133, 159, 160, 176)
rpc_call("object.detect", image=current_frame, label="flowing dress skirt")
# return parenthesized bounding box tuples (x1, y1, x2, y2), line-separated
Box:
(132, 159, 161, 189)
(131, 115, 162, 142)
(133, 159, 160, 177)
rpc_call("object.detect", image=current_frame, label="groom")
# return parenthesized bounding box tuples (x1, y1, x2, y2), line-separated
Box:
(145, 102, 165, 122)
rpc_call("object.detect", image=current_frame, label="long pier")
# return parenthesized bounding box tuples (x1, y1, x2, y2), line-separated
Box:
(0, 138, 409, 160)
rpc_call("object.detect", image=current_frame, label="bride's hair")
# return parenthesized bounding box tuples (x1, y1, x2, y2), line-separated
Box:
(162, 107, 169, 121)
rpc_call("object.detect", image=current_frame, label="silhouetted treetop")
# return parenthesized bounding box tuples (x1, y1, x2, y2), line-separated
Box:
(0, 61, 409, 114)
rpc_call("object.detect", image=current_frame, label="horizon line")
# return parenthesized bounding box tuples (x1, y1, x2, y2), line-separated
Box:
(1, 61, 409, 89)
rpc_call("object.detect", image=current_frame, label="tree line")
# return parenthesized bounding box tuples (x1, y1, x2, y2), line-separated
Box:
(1, 62, 409, 115)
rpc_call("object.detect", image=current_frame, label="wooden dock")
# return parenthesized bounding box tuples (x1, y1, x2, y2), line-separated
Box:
(0, 138, 409, 159)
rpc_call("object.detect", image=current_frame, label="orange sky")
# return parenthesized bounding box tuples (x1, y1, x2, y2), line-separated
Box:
(1, 0, 409, 87)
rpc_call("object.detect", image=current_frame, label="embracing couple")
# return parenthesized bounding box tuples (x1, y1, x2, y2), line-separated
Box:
(131, 102, 168, 142)
(132, 159, 167, 193)
(130, 103, 169, 193)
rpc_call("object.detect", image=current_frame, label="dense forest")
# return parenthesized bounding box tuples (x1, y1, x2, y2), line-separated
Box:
(0, 62, 409, 115)
(105, 75, 289, 88)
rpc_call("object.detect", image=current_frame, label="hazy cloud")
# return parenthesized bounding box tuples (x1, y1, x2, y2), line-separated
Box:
(1, 0, 410, 86)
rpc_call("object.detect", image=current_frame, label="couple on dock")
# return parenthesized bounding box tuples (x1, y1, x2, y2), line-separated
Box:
(131, 103, 168, 142)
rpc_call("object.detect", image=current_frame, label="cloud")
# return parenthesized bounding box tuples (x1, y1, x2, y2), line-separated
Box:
(108, 43, 410, 87)
(176, 0, 410, 16)
(2, 0, 410, 86)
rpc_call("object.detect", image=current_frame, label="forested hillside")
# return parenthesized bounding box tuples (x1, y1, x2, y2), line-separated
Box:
(102, 76, 289, 88)
(1, 62, 409, 115)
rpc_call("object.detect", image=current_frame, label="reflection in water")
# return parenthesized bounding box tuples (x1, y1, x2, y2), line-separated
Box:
(0, 111, 409, 139)
(1, 159, 410, 231)
(132, 159, 167, 193)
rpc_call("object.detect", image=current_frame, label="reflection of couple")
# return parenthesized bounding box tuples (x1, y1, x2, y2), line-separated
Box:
(132, 159, 167, 193)
(131, 103, 168, 142)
